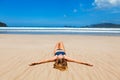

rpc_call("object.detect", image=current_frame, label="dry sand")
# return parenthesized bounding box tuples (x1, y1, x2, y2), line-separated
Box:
(0, 34, 120, 80)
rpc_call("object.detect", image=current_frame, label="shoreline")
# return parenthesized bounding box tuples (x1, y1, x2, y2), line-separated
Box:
(1, 32, 120, 36)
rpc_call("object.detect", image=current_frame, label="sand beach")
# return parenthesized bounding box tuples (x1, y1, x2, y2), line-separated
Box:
(0, 34, 120, 80)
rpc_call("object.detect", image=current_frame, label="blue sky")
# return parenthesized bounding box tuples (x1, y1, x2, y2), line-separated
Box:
(0, 0, 120, 26)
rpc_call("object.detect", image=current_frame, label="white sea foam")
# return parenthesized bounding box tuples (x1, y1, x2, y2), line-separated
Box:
(0, 27, 120, 34)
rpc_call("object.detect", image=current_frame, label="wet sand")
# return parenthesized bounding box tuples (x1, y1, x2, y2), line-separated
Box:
(0, 34, 120, 80)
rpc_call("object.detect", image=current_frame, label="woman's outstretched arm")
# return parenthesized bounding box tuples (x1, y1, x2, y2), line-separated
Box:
(29, 56, 57, 66)
(64, 56, 93, 67)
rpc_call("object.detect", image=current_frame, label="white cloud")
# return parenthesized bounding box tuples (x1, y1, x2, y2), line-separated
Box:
(93, 0, 120, 8)
(73, 9, 78, 13)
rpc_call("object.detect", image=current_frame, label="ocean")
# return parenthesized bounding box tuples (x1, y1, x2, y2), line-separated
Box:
(0, 27, 120, 36)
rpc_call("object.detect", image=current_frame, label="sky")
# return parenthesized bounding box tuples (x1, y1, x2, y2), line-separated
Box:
(0, 0, 120, 26)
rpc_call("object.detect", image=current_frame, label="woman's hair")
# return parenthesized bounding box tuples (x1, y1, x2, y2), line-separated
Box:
(53, 58, 68, 71)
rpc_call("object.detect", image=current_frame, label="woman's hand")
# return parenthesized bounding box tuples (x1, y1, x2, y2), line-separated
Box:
(82, 63, 93, 67)
(29, 63, 38, 66)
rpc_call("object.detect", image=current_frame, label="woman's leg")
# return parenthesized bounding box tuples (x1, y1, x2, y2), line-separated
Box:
(59, 42, 65, 51)
(54, 42, 65, 54)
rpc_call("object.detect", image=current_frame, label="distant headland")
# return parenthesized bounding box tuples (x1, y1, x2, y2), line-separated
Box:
(0, 22, 7, 27)
(82, 23, 120, 28)
(65, 23, 120, 28)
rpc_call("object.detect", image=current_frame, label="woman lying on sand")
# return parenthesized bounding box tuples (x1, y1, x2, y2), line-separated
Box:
(29, 42, 93, 71)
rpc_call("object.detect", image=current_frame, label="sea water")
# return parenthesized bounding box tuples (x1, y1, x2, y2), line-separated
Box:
(0, 27, 120, 36)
